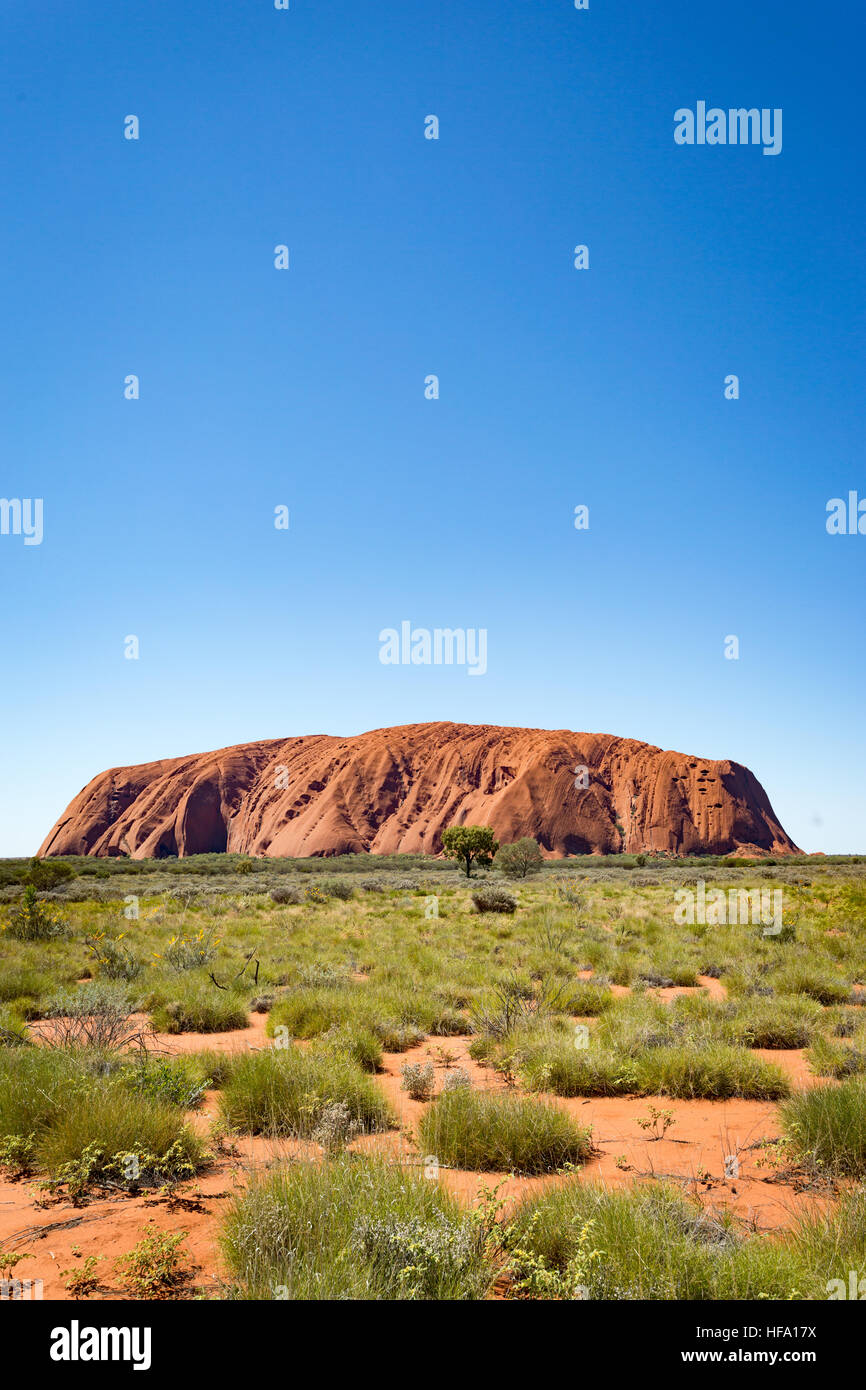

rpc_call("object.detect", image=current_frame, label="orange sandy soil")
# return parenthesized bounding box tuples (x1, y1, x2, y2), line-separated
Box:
(2, 978, 837, 1301)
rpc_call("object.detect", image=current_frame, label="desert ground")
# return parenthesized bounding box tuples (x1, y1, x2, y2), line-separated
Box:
(1, 850, 865, 1301)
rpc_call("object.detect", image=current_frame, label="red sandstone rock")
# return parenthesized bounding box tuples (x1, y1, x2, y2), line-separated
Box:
(37, 722, 799, 860)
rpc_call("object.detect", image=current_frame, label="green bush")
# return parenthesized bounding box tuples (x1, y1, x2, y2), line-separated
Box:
(418, 1087, 592, 1175)
(221, 1155, 493, 1299)
(0, 965, 52, 1005)
(807, 1033, 866, 1080)
(770, 963, 852, 1006)
(149, 979, 248, 1034)
(2, 886, 65, 941)
(471, 887, 517, 915)
(781, 1078, 866, 1175)
(496, 839, 543, 880)
(724, 995, 824, 1049)
(267, 985, 435, 1053)
(125, 1055, 212, 1109)
(321, 878, 355, 901)
(219, 1047, 393, 1138)
(270, 885, 302, 905)
(0, 1048, 79, 1139)
(0, 1049, 204, 1187)
(38, 1089, 204, 1188)
(521, 1044, 633, 1098)
(635, 1045, 790, 1101)
(563, 980, 614, 1016)
(313, 1023, 383, 1073)
(505, 1179, 866, 1300)
(266, 989, 348, 1039)
(24, 859, 75, 891)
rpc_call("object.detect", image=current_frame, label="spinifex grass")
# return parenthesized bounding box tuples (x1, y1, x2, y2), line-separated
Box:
(505, 1179, 866, 1300)
(0, 1049, 204, 1186)
(221, 1153, 493, 1300)
(781, 1078, 866, 1176)
(417, 1086, 592, 1175)
(218, 1046, 393, 1138)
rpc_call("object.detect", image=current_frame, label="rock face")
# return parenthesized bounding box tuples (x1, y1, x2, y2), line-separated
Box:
(38, 722, 799, 860)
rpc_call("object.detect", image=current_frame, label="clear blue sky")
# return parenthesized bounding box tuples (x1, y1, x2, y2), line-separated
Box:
(1, 0, 863, 856)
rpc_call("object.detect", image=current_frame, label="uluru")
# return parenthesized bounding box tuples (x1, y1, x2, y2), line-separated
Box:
(37, 722, 799, 860)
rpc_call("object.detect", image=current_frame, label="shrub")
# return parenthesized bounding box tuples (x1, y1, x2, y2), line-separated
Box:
(298, 963, 352, 989)
(314, 1023, 383, 1073)
(219, 1048, 393, 1138)
(84, 931, 143, 982)
(807, 1033, 866, 1079)
(556, 881, 587, 910)
(115, 1230, 191, 1298)
(0, 1050, 204, 1189)
(0, 1048, 80, 1141)
(125, 1056, 211, 1109)
(563, 980, 614, 1016)
(401, 1061, 435, 1101)
(159, 929, 220, 974)
(3, 886, 65, 941)
(24, 858, 75, 891)
(311, 1101, 360, 1154)
(267, 985, 433, 1053)
(267, 989, 347, 1039)
(353, 1211, 486, 1300)
(470, 975, 579, 1040)
(471, 887, 517, 915)
(372, 1019, 425, 1052)
(418, 1087, 592, 1175)
(60, 1252, 104, 1298)
(41, 982, 145, 1051)
(302, 884, 330, 904)
(270, 886, 302, 905)
(322, 878, 355, 901)
(0, 965, 52, 1005)
(185, 1049, 236, 1089)
(221, 1154, 492, 1300)
(429, 1007, 469, 1036)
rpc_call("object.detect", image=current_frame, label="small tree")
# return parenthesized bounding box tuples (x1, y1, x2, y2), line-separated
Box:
(441, 825, 499, 878)
(496, 838, 543, 879)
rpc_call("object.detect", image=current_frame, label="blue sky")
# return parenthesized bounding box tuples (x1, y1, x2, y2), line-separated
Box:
(1, 0, 863, 855)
